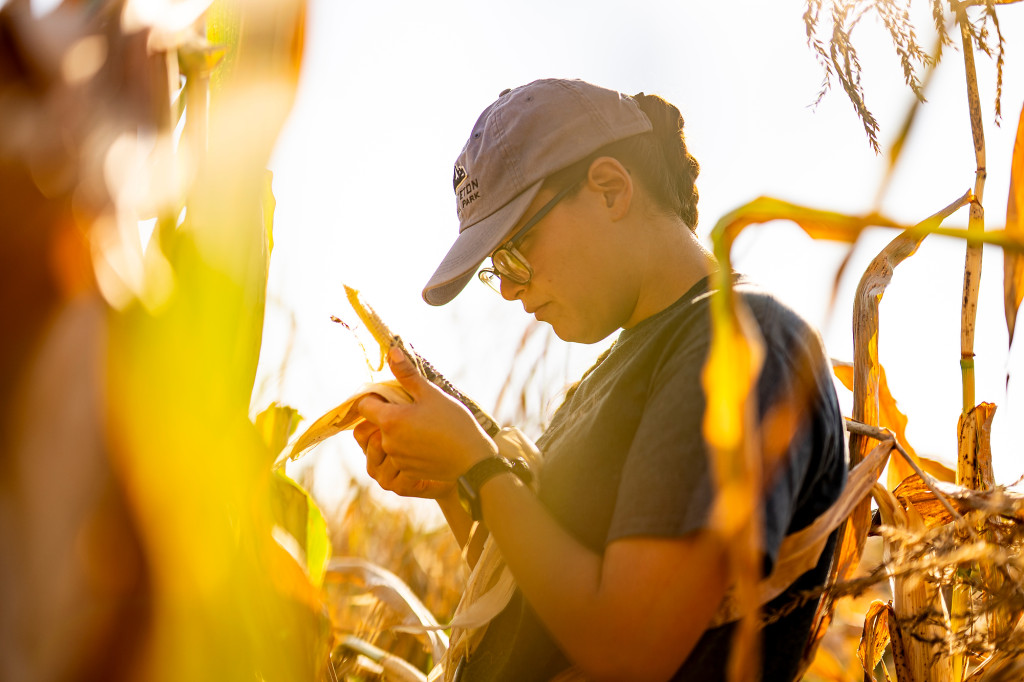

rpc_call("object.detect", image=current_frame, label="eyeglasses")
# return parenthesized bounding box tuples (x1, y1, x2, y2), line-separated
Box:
(478, 181, 580, 294)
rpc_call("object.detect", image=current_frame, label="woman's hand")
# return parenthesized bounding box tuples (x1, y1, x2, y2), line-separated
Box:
(353, 419, 456, 500)
(355, 347, 498, 485)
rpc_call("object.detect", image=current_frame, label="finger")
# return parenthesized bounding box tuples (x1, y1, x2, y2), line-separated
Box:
(356, 394, 393, 426)
(364, 433, 385, 470)
(392, 473, 449, 499)
(370, 452, 403, 489)
(381, 458, 436, 481)
(353, 420, 381, 450)
(387, 346, 431, 398)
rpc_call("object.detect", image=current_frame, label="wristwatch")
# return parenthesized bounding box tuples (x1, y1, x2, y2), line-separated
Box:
(456, 456, 533, 523)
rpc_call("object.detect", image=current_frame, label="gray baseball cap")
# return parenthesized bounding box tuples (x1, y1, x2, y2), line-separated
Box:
(422, 79, 653, 306)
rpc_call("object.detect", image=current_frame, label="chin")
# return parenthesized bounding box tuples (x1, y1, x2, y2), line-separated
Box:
(549, 321, 615, 345)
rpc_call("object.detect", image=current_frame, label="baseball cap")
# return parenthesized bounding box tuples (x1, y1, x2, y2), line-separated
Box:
(422, 79, 653, 306)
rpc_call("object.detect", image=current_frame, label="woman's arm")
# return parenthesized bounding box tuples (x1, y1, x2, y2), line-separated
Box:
(475, 472, 728, 681)
(357, 348, 730, 680)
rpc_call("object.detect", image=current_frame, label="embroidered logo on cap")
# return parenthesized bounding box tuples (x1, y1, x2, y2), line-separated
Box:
(453, 164, 467, 192)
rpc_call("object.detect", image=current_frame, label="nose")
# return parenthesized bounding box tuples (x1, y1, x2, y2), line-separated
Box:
(499, 275, 525, 301)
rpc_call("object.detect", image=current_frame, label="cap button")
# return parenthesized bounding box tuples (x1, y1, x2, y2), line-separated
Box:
(499, 88, 512, 97)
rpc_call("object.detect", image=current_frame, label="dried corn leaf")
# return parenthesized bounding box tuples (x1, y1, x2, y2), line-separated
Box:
(326, 557, 448, 665)
(281, 380, 412, 466)
(873, 482, 910, 531)
(957, 402, 997, 491)
(1006, 100, 1024, 347)
(707, 195, 975, 680)
(714, 197, 893, 247)
(835, 361, 956, 485)
(840, 193, 973, 585)
(967, 614, 1024, 681)
(872, 484, 952, 682)
(832, 361, 950, 490)
(709, 198, 908, 680)
(858, 600, 893, 677)
(956, 402, 1007, 644)
(893, 474, 970, 529)
(711, 439, 893, 627)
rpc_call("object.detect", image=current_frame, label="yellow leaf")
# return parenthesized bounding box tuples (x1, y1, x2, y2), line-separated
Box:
(858, 600, 892, 677)
(892, 474, 968, 529)
(255, 401, 301, 460)
(282, 380, 412, 467)
(1005, 100, 1024, 346)
(834, 361, 911, 489)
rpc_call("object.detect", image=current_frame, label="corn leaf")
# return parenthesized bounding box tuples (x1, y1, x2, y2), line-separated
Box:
(893, 474, 969, 529)
(262, 169, 277, 263)
(841, 193, 973, 588)
(326, 557, 449, 665)
(713, 197, 892, 248)
(283, 380, 412, 467)
(833, 361, 955, 487)
(708, 197, 906, 680)
(704, 248, 767, 681)
(1006, 83, 1024, 347)
(272, 470, 331, 588)
(256, 401, 302, 461)
(101, 1, 327, 679)
(858, 600, 893, 678)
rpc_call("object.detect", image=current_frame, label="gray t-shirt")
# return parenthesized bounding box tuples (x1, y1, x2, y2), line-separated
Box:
(461, 273, 847, 681)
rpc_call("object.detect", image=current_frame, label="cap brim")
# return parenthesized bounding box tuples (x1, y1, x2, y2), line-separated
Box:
(422, 180, 544, 306)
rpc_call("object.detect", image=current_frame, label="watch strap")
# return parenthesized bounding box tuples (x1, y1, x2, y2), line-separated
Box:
(457, 456, 531, 523)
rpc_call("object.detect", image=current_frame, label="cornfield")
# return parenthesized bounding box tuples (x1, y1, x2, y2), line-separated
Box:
(3, 1, 1024, 681)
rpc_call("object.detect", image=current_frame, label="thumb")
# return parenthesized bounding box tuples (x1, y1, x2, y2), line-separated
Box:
(388, 346, 429, 396)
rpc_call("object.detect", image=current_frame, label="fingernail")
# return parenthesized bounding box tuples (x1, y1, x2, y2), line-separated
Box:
(389, 346, 404, 364)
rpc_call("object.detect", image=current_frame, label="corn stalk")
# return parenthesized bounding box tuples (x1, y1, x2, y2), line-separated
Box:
(847, 194, 974, 682)
(951, 6, 996, 678)
(955, 3, 986, 425)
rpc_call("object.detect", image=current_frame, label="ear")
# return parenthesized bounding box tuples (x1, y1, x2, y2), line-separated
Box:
(585, 157, 633, 221)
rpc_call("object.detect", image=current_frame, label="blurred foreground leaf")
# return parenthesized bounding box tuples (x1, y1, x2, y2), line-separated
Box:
(257, 401, 302, 460)
(1005, 99, 1024, 348)
(271, 470, 331, 588)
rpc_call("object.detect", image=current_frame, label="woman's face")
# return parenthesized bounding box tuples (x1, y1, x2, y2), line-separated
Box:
(495, 183, 640, 344)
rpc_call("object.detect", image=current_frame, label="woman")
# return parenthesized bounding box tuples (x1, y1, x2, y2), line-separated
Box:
(354, 79, 846, 681)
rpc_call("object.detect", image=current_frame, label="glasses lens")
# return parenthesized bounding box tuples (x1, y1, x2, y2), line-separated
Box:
(492, 249, 531, 283)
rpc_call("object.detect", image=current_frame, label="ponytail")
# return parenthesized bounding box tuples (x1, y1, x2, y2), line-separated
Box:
(631, 93, 700, 230)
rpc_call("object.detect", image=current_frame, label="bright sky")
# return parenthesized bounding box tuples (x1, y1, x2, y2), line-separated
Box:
(259, 0, 1024, 516)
